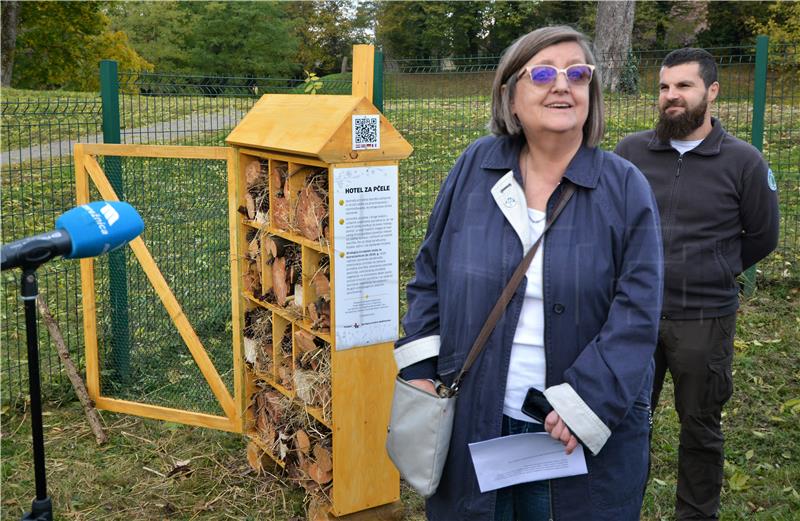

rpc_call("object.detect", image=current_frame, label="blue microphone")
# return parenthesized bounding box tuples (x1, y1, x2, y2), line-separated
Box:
(1, 201, 144, 271)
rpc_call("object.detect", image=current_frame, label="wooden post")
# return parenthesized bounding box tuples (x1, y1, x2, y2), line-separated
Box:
(352, 45, 374, 102)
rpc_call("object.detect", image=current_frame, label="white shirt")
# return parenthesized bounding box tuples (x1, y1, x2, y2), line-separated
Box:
(503, 207, 547, 422)
(670, 138, 703, 156)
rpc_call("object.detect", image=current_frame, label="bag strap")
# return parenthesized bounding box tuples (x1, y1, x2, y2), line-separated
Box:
(447, 182, 576, 394)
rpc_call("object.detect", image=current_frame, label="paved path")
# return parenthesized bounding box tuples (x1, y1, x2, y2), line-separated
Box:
(2, 109, 247, 166)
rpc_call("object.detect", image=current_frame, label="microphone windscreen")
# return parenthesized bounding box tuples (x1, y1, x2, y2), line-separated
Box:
(57, 201, 145, 259)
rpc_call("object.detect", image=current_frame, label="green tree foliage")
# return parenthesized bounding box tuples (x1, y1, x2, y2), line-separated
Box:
(695, 1, 774, 50)
(448, 1, 489, 57)
(180, 2, 297, 77)
(107, 2, 187, 72)
(375, 0, 595, 59)
(748, 1, 800, 71)
(11, 1, 151, 91)
(632, 1, 675, 50)
(109, 1, 298, 77)
(482, 1, 542, 55)
(376, 1, 456, 59)
(748, 1, 800, 48)
(285, 0, 372, 75)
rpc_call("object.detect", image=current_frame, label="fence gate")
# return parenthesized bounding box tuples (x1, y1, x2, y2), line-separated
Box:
(74, 143, 243, 433)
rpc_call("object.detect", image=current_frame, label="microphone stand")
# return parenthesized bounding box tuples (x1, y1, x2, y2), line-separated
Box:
(19, 266, 53, 521)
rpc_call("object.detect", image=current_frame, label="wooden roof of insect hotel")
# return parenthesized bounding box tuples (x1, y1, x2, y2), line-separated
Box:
(226, 94, 413, 164)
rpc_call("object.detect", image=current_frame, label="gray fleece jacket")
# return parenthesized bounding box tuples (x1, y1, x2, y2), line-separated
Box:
(615, 118, 779, 319)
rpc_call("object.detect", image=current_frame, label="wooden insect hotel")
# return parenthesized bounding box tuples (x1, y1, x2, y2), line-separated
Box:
(73, 45, 411, 520)
(226, 46, 413, 519)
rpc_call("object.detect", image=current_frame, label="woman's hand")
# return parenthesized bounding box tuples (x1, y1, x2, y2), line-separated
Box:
(544, 410, 579, 454)
(408, 379, 437, 395)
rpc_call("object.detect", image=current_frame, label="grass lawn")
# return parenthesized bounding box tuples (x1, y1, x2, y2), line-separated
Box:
(1, 280, 797, 520)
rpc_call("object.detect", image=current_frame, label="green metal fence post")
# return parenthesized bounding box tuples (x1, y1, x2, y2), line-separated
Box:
(100, 59, 131, 383)
(373, 49, 384, 113)
(743, 35, 769, 297)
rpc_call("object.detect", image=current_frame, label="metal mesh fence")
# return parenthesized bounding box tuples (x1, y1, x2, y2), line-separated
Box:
(90, 156, 231, 414)
(386, 45, 799, 283)
(2, 97, 103, 402)
(2, 44, 797, 405)
(762, 45, 800, 281)
(117, 72, 352, 147)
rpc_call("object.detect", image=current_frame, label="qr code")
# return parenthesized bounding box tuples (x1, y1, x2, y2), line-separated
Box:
(352, 115, 380, 150)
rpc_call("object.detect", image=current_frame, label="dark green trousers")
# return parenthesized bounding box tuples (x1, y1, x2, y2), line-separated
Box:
(651, 314, 736, 520)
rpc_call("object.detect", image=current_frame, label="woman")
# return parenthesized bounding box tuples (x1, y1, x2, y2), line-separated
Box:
(393, 26, 663, 520)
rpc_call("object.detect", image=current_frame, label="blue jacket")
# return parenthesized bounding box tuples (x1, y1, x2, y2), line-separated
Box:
(395, 135, 663, 520)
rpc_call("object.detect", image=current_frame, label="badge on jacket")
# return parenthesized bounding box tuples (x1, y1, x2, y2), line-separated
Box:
(767, 169, 777, 191)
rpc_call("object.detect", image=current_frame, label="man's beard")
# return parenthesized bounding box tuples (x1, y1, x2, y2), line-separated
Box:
(655, 96, 708, 141)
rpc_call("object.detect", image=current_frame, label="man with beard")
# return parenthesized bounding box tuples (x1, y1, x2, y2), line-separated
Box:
(615, 47, 779, 520)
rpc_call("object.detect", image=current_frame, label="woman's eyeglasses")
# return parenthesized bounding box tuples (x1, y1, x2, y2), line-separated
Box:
(518, 64, 595, 87)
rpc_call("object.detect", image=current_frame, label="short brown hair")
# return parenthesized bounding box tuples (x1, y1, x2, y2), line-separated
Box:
(489, 26, 605, 147)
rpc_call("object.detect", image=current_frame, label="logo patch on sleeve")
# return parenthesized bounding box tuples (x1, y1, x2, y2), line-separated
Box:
(767, 169, 777, 191)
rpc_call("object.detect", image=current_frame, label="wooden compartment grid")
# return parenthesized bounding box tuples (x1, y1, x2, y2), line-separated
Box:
(229, 94, 411, 514)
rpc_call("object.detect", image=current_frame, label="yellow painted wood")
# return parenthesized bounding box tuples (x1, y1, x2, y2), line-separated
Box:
(82, 154, 238, 423)
(327, 164, 337, 369)
(248, 434, 287, 469)
(271, 227, 329, 254)
(259, 231, 271, 306)
(315, 500, 404, 521)
(228, 147, 245, 429)
(330, 160, 398, 169)
(227, 95, 360, 155)
(80, 143, 228, 160)
(352, 45, 375, 102)
(242, 220, 265, 230)
(297, 320, 332, 345)
(74, 145, 101, 400)
(95, 397, 239, 432)
(330, 341, 400, 515)
(272, 312, 291, 385)
(301, 246, 319, 324)
(229, 113, 407, 514)
(239, 148, 329, 168)
(323, 97, 413, 164)
(304, 405, 331, 429)
(74, 144, 89, 204)
(225, 95, 412, 164)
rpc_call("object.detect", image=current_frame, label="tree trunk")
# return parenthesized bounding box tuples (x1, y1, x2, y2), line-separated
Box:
(594, 0, 636, 92)
(1, 1, 20, 87)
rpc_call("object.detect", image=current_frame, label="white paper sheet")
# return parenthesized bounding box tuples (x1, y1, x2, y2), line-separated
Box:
(332, 165, 399, 350)
(468, 432, 588, 492)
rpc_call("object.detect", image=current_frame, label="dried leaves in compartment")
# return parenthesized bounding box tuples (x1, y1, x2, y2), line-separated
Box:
(243, 159, 269, 223)
(243, 229, 262, 296)
(293, 330, 332, 423)
(263, 235, 302, 309)
(276, 327, 294, 391)
(250, 386, 298, 465)
(295, 168, 329, 242)
(307, 255, 331, 332)
(243, 308, 272, 374)
(272, 162, 291, 230)
(290, 418, 333, 500)
(245, 159, 270, 225)
(249, 385, 332, 485)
